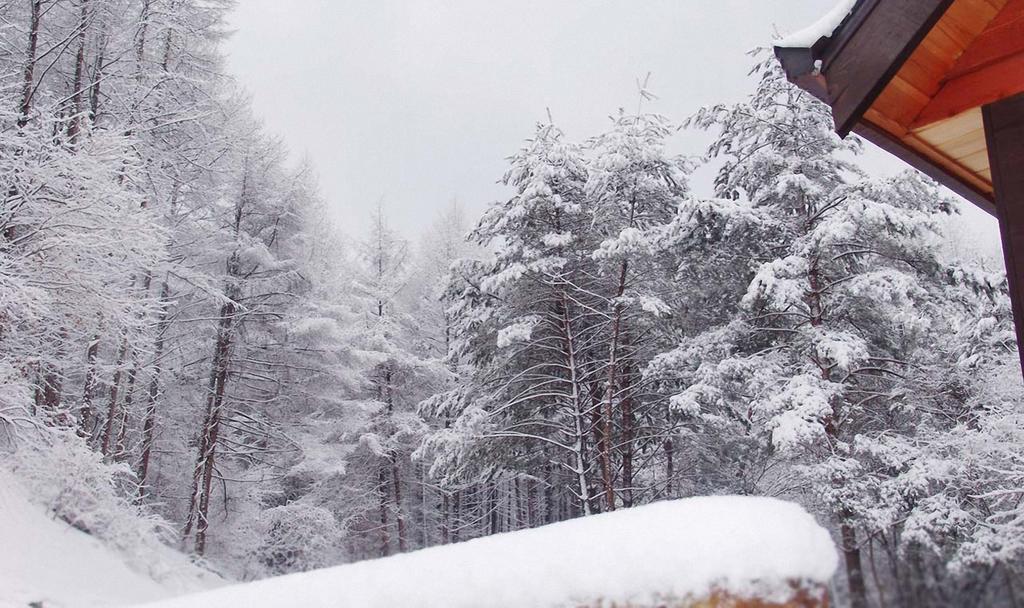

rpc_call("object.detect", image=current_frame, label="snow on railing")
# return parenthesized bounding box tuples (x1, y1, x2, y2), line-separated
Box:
(139, 496, 837, 608)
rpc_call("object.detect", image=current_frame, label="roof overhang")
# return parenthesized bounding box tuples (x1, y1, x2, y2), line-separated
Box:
(775, 0, 1024, 216)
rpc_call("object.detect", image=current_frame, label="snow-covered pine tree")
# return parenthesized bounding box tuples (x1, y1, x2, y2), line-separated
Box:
(648, 56, 1012, 608)
(438, 122, 605, 518)
(584, 103, 690, 508)
(340, 202, 448, 557)
(426, 107, 691, 522)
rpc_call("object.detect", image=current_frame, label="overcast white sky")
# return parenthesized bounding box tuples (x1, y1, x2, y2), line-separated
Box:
(223, 0, 999, 258)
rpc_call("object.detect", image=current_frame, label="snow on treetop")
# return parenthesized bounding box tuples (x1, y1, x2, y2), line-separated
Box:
(138, 496, 837, 608)
(775, 0, 858, 48)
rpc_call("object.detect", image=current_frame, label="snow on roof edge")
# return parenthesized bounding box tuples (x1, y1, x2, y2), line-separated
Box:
(137, 496, 838, 608)
(775, 0, 859, 48)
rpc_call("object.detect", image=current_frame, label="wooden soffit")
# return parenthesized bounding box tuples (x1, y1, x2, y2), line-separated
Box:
(776, 0, 1024, 216)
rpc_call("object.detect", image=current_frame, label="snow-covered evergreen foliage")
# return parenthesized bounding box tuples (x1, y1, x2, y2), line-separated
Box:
(1, 5, 1020, 607)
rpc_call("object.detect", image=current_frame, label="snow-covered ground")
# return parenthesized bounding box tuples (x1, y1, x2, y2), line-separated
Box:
(138, 496, 837, 608)
(0, 470, 218, 608)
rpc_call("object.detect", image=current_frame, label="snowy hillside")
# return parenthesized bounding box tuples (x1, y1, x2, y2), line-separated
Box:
(137, 496, 837, 608)
(0, 470, 218, 608)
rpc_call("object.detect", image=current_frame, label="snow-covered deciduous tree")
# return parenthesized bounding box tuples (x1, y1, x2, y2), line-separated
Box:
(0, 0, 370, 572)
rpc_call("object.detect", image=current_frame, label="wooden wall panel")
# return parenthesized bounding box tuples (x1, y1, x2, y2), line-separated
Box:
(983, 92, 1024, 372)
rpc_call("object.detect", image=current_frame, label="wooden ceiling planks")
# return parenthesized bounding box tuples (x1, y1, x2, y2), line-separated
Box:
(906, 110, 993, 194)
(871, 0, 1007, 137)
(946, 0, 1024, 79)
(914, 20, 1024, 127)
(860, 0, 1024, 199)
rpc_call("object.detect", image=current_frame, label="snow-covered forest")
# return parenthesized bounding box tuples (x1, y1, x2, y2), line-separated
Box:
(2, 1, 1023, 607)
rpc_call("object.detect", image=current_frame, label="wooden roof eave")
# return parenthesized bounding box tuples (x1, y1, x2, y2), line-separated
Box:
(776, 0, 955, 137)
(774, 0, 998, 216)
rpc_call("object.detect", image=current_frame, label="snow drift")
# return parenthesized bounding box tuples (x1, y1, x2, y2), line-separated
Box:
(0, 469, 217, 608)
(138, 496, 837, 608)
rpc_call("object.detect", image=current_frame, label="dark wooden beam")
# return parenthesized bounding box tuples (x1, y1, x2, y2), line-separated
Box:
(774, 47, 829, 103)
(853, 120, 997, 215)
(822, 0, 953, 136)
(983, 92, 1024, 372)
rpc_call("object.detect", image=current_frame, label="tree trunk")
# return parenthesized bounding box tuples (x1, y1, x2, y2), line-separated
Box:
(183, 295, 235, 554)
(487, 481, 499, 535)
(440, 490, 450, 544)
(620, 363, 635, 508)
(34, 329, 65, 418)
(160, 4, 175, 72)
(418, 464, 428, 548)
(80, 335, 101, 439)
(544, 464, 555, 524)
(194, 401, 223, 556)
(134, 0, 152, 79)
(67, 0, 90, 142)
(842, 523, 869, 608)
(34, 367, 62, 414)
(559, 293, 592, 516)
(597, 260, 629, 512)
(101, 334, 129, 457)
(137, 280, 170, 499)
(16, 0, 42, 126)
(451, 489, 461, 543)
(806, 247, 868, 607)
(3, 0, 42, 244)
(184, 166, 251, 554)
(115, 352, 139, 460)
(664, 436, 675, 498)
(378, 466, 391, 557)
(526, 478, 537, 528)
(88, 24, 107, 125)
(391, 453, 408, 552)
